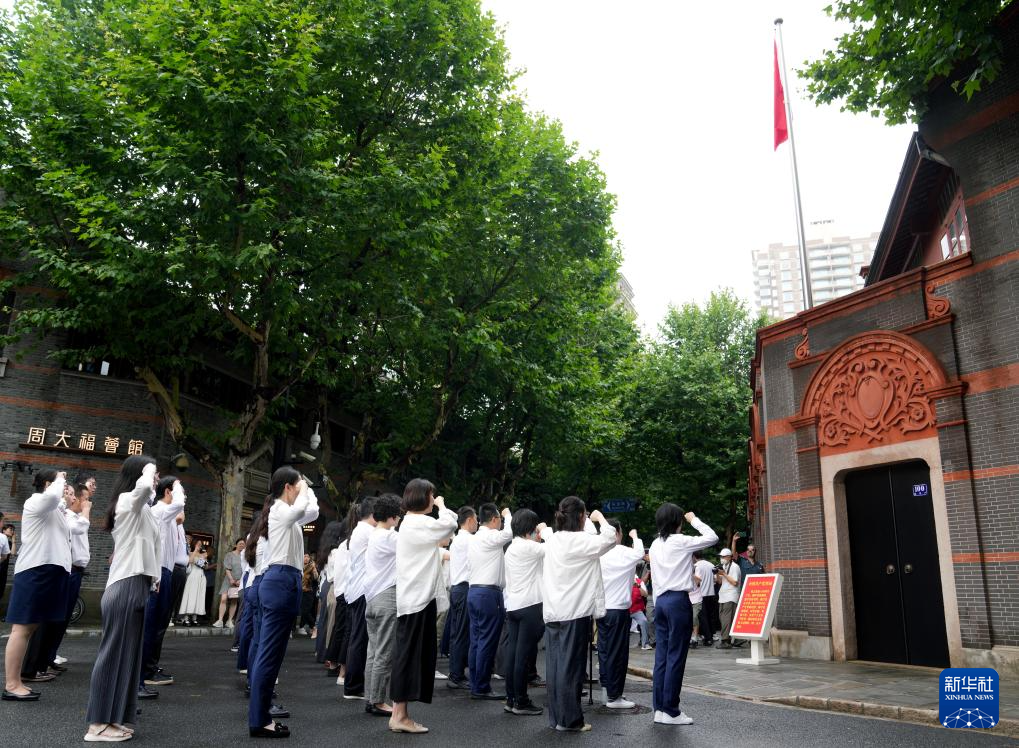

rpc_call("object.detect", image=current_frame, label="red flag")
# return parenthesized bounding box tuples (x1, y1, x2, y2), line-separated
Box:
(774, 41, 788, 150)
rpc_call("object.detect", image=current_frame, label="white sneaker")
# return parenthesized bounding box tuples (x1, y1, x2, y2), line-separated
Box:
(212, 621, 223, 628)
(434, 671, 448, 680)
(492, 673, 504, 680)
(226, 621, 235, 629)
(336, 675, 345, 686)
(168, 621, 175, 628)
(606, 697, 636, 710)
(656, 711, 693, 725)
(54, 655, 68, 665)
(239, 669, 248, 675)
(641, 644, 652, 650)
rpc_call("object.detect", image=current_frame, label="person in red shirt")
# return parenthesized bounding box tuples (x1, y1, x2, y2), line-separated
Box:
(629, 577, 650, 650)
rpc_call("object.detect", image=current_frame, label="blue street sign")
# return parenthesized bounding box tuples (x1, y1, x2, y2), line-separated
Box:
(913, 483, 929, 497)
(601, 499, 637, 513)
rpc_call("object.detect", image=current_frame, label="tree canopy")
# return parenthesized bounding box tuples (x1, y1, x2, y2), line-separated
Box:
(801, 0, 1010, 124)
(0, 0, 764, 552)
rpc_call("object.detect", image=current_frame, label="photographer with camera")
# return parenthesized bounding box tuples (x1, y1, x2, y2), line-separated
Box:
(714, 548, 741, 649)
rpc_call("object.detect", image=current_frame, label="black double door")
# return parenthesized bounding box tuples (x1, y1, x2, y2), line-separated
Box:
(845, 460, 950, 668)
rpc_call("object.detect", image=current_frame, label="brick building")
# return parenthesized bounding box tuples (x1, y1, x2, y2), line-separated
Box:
(0, 332, 346, 615)
(749, 8, 1019, 675)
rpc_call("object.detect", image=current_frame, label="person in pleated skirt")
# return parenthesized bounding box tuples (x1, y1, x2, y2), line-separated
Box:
(85, 456, 163, 743)
(388, 479, 457, 734)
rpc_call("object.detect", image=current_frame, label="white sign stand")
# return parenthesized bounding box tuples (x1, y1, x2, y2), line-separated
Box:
(738, 637, 780, 665)
(730, 573, 784, 666)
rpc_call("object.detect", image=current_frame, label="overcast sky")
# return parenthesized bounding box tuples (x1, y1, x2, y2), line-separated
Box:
(481, 0, 915, 331)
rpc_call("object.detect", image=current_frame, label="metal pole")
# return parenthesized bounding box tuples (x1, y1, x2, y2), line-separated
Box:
(774, 18, 813, 310)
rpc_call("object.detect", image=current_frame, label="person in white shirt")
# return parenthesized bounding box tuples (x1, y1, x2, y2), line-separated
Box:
(236, 495, 270, 675)
(85, 455, 162, 741)
(168, 513, 189, 626)
(3, 468, 69, 703)
(314, 521, 345, 665)
(343, 497, 377, 700)
(247, 466, 319, 739)
(32, 477, 93, 679)
(140, 476, 187, 692)
(690, 550, 715, 647)
(444, 506, 476, 687)
(597, 519, 645, 710)
(502, 508, 549, 716)
(324, 520, 351, 681)
(388, 478, 456, 734)
(716, 548, 742, 649)
(363, 495, 402, 717)
(466, 503, 512, 699)
(648, 503, 718, 727)
(0, 518, 15, 608)
(540, 497, 615, 732)
(239, 494, 287, 723)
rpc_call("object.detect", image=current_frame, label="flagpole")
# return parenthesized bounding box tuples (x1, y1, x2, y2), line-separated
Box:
(774, 18, 813, 310)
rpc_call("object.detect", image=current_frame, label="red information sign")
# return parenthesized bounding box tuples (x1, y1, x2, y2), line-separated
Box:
(730, 573, 783, 639)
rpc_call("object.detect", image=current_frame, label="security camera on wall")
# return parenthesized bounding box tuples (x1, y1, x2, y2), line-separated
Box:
(309, 422, 321, 450)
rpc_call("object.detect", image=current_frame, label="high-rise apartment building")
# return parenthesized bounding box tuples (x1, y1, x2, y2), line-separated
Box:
(752, 223, 878, 320)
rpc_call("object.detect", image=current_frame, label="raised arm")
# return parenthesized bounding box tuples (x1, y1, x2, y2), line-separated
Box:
(24, 473, 67, 515)
(272, 480, 318, 528)
(299, 485, 320, 525)
(128, 463, 158, 512)
(684, 513, 719, 552)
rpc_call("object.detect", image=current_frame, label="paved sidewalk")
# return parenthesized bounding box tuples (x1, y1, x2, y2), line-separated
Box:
(626, 640, 1019, 736)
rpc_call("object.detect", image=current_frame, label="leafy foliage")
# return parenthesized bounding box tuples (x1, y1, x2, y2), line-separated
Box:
(801, 0, 1009, 124)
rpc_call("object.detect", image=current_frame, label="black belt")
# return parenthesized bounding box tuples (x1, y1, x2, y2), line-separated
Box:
(452, 581, 468, 589)
(72, 565, 86, 573)
(174, 563, 188, 569)
(470, 584, 501, 591)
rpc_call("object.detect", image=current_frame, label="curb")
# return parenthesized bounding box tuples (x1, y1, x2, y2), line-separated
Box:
(63, 626, 236, 639)
(626, 665, 1019, 738)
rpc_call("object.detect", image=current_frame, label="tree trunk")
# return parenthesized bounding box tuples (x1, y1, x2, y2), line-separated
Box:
(216, 454, 246, 584)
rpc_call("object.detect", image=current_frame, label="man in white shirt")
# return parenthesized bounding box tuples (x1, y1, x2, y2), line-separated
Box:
(168, 514, 189, 627)
(715, 548, 742, 649)
(140, 475, 186, 693)
(445, 506, 476, 688)
(466, 503, 512, 699)
(343, 497, 377, 699)
(690, 550, 715, 647)
(597, 520, 644, 709)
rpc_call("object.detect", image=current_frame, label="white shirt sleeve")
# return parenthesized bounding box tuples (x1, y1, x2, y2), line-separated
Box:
(23, 475, 66, 515)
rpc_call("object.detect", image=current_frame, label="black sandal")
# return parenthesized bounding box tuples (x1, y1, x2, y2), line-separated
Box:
(2, 689, 41, 701)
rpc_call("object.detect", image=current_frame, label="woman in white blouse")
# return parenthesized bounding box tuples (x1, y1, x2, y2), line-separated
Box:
(3, 468, 69, 703)
(84, 455, 163, 742)
(502, 508, 550, 716)
(647, 502, 718, 726)
(540, 496, 615, 733)
(247, 466, 319, 739)
(389, 478, 457, 734)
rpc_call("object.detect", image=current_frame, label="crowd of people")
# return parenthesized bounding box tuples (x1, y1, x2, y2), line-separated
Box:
(0, 453, 769, 741)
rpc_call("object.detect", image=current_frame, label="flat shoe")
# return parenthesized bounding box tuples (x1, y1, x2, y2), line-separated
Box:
(2, 689, 41, 701)
(365, 704, 393, 716)
(389, 721, 428, 734)
(24, 672, 56, 682)
(249, 722, 290, 738)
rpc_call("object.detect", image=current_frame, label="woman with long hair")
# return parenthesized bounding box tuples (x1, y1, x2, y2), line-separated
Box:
(236, 501, 268, 675)
(540, 496, 615, 732)
(3, 468, 68, 702)
(247, 467, 319, 739)
(388, 478, 457, 734)
(178, 540, 209, 625)
(647, 502, 717, 726)
(213, 538, 245, 628)
(84, 455, 162, 742)
(242, 495, 272, 680)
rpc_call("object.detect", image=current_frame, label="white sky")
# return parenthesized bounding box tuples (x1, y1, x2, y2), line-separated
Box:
(481, 0, 915, 331)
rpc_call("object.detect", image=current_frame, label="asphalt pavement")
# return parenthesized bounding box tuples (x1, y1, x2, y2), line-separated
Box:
(0, 636, 1010, 746)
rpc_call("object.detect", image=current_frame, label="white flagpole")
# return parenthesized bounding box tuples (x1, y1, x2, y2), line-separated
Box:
(774, 18, 813, 310)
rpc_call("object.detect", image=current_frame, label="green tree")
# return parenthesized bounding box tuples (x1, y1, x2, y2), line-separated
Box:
(0, 0, 510, 553)
(801, 0, 1009, 124)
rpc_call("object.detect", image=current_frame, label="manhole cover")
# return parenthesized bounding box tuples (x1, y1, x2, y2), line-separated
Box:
(591, 705, 652, 716)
